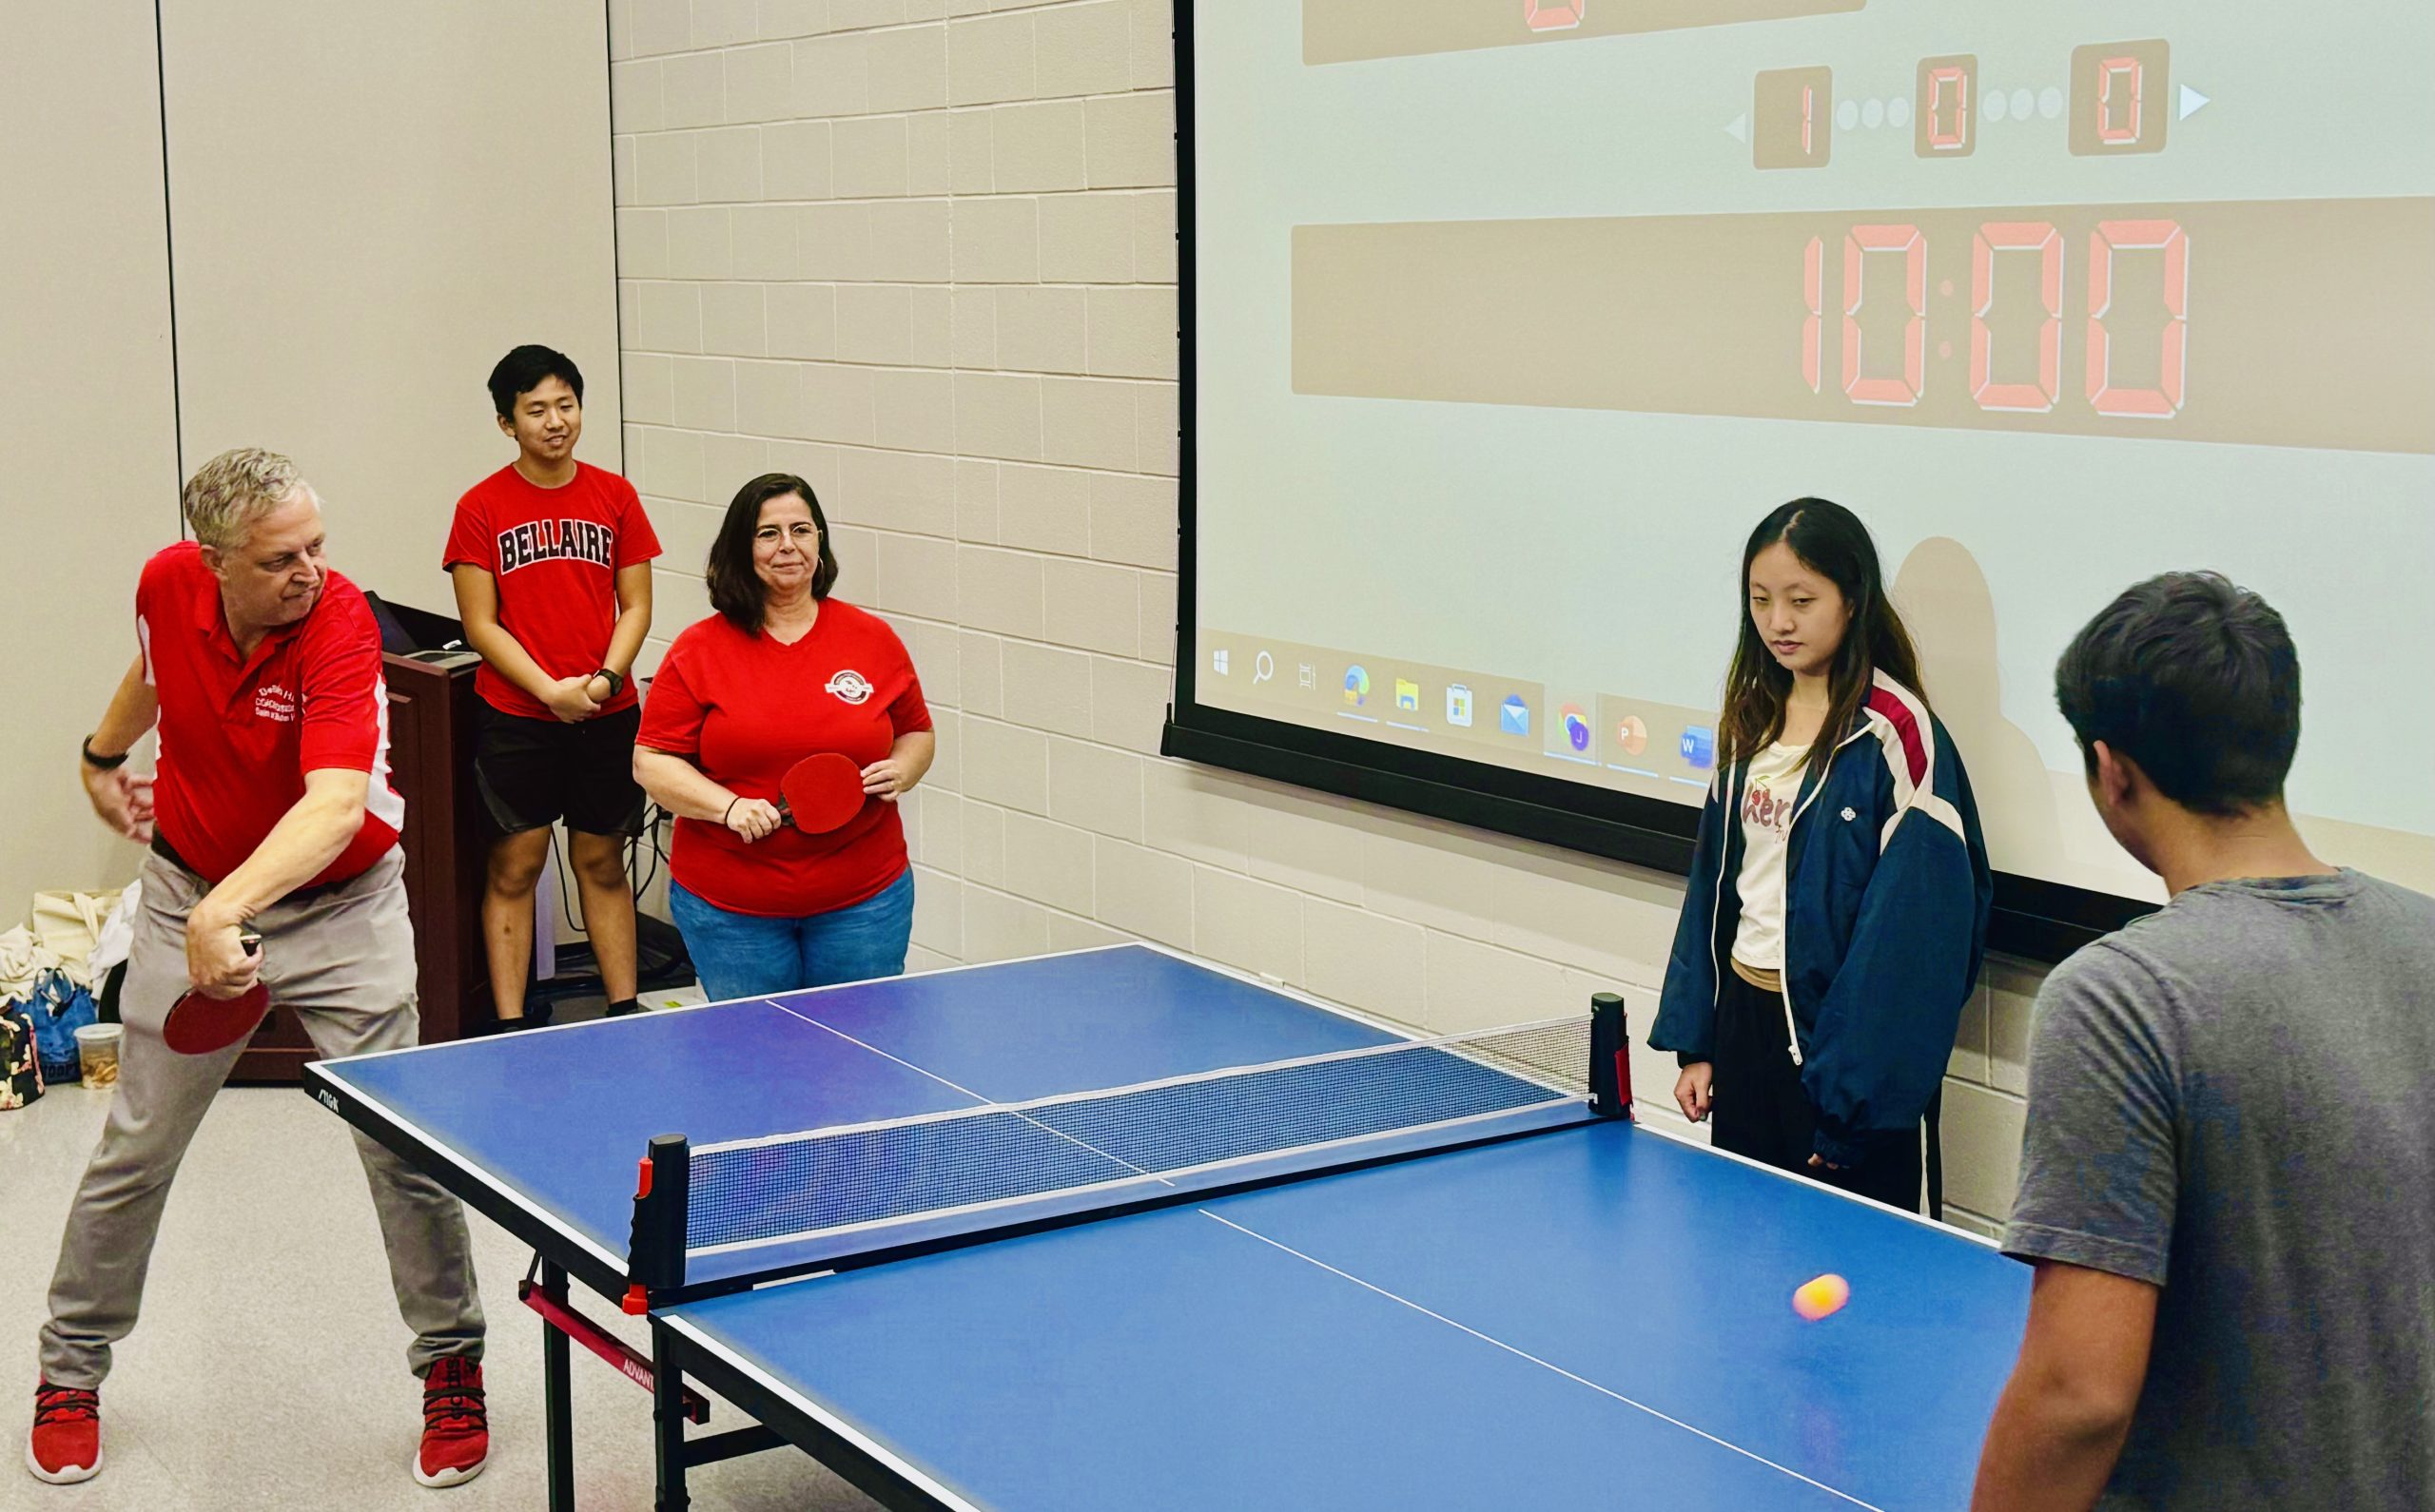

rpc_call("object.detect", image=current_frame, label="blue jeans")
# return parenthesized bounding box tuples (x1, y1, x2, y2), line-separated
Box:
(669, 868, 916, 1002)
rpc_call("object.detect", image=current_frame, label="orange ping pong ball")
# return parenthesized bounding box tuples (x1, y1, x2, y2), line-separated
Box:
(1793, 1273, 1851, 1322)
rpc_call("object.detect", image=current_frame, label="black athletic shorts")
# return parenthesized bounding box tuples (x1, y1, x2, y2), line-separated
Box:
(472, 701, 648, 837)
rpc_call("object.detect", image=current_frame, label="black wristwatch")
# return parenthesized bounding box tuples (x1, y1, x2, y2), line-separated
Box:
(81, 736, 129, 771)
(591, 667, 626, 697)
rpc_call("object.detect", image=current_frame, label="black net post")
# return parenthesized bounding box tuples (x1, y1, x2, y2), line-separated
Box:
(1588, 994, 1633, 1120)
(625, 1133, 690, 1313)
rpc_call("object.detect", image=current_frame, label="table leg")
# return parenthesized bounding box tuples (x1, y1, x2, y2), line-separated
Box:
(651, 1319, 690, 1512)
(541, 1259, 575, 1512)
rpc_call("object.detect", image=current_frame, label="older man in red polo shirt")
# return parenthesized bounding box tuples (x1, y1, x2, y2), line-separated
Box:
(28, 449, 489, 1490)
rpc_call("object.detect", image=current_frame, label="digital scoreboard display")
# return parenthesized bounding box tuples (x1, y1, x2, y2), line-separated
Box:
(1180, 1, 2435, 916)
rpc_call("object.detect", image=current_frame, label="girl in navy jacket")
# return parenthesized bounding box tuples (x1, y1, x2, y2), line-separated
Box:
(1650, 498, 1991, 1215)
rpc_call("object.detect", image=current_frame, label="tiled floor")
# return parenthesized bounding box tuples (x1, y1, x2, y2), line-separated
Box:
(1, 1027, 877, 1512)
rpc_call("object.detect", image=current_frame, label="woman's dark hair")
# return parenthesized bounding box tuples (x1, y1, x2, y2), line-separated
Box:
(1719, 497, 1926, 771)
(2055, 572, 2299, 816)
(486, 344, 584, 419)
(706, 473, 839, 631)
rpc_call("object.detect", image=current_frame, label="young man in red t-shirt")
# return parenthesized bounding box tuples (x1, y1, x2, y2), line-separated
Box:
(33, 449, 488, 1489)
(443, 346, 659, 1029)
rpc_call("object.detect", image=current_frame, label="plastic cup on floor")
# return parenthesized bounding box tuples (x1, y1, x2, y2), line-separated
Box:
(74, 1023, 124, 1090)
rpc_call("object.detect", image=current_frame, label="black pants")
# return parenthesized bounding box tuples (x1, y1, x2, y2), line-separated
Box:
(1709, 967, 1941, 1218)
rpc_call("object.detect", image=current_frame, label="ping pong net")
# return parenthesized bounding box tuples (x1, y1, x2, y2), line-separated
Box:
(624, 995, 1633, 1308)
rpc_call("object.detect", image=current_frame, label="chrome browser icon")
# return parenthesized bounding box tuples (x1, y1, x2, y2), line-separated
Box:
(1343, 666, 1371, 707)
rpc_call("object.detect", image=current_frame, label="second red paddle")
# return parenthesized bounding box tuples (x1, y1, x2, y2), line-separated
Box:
(163, 933, 272, 1056)
(775, 752, 867, 833)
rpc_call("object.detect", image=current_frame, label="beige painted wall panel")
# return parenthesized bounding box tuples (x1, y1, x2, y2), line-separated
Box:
(161, 0, 621, 621)
(0, 1, 182, 907)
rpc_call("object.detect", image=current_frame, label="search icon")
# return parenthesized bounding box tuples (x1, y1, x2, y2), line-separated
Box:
(1253, 651, 1276, 686)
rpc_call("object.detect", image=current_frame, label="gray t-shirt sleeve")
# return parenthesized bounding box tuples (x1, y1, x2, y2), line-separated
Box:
(2001, 943, 2181, 1286)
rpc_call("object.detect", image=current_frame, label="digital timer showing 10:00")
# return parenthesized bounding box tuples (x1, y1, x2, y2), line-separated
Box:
(1801, 218, 2188, 419)
(1291, 198, 2429, 454)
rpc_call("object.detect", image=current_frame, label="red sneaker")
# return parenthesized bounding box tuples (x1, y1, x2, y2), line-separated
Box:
(412, 1357, 489, 1488)
(27, 1381, 101, 1484)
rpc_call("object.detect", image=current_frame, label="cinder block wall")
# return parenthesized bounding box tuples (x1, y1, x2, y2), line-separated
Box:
(608, 0, 2040, 1235)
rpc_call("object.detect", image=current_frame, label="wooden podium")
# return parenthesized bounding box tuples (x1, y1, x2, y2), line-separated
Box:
(230, 649, 491, 1083)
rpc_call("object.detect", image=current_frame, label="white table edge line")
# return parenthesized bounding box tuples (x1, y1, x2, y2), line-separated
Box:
(310, 945, 1151, 1068)
(317, 1072, 625, 1271)
(659, 1315, 986, 1512)
(1127, 941, 1620, 1085)
(1131, 939, 1436, 1038)
(767, 941, 1145, 1006)
(307, 1004, 677, 1063)
(1631, 1120, 2004, 1249)
(1195, 1210, 1888, 1512)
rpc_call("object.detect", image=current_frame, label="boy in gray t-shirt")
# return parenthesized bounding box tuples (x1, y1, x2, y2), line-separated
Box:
(1973, 573, 2435, 1511)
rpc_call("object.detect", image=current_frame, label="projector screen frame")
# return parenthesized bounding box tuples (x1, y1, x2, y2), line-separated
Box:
(1158, 1, 2152, 964)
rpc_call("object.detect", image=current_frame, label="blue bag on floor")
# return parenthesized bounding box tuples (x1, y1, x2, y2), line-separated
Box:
(20, 970, 97, 1089)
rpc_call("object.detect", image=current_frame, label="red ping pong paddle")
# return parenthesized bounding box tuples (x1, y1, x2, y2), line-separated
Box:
(775, 752, 866, 834)
(164, 932, 271, 1056)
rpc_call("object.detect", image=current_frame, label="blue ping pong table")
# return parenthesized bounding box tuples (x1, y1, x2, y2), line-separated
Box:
(304, 942, 2030, 1512)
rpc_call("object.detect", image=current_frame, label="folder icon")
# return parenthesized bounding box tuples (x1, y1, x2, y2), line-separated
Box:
(1394, 679, 1419, 711)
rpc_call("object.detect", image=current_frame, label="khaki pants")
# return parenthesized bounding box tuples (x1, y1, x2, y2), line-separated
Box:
(37, 847, 485, 1388)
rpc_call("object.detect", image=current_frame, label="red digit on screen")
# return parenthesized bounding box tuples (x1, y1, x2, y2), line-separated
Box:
(2096, 57, 2143, 145)
(1842, 223, 1926, 406)
(1971, 222, 2063, 412)
(1802, 235, 1823, 394)
(1926, 66, 1970, 151)
(2087, 219, 2188, 418)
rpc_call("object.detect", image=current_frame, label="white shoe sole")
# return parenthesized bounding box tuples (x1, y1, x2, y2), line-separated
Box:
(411, 1449, 488, 1489)
(25, 1434, 100, 1485)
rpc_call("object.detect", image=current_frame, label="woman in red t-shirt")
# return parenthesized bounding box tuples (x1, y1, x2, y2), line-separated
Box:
(634, 474, 935, 1000)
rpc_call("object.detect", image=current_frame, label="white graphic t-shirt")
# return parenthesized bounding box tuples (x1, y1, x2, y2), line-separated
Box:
(1732, 741, 1810, 971)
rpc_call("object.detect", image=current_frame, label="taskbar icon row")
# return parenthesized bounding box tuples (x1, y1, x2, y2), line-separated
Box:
(1198, 630, 1724, 795)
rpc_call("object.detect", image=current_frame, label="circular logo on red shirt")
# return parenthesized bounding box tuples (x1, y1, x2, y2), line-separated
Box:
(825, 669, 874, 706)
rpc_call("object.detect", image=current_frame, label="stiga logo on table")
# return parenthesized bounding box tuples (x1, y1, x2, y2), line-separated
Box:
(825, 669, 874, 705)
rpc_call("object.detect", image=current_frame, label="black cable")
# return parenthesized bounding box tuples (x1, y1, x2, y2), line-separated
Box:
(150, 0, 186, 497)
(630, 805, 666, 901)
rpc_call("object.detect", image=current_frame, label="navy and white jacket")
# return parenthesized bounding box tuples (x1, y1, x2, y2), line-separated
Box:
(1650, 671, 1992, 1167)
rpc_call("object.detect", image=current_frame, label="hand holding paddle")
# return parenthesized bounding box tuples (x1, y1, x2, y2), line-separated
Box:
(165, 930, 271, 1056)
(723, 796, 783, 842)
(718, 753, 865, 843)
(775, 752, 866, 834)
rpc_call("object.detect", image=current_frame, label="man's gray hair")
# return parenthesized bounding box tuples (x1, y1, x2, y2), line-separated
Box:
(182, 447, 316, 551)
